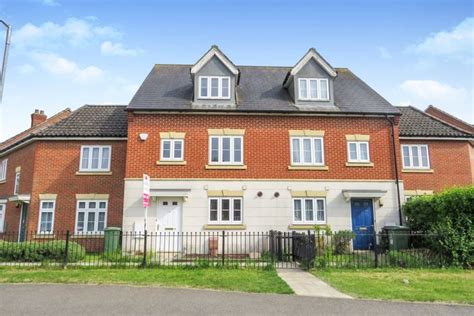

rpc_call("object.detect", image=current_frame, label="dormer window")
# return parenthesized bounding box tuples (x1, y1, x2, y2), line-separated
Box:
(298, 78, 329, 101)
(199, 76, 231, 99)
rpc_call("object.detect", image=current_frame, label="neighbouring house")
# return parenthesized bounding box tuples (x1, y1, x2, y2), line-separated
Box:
(397, 106, 473, 200)
(123, 46, 404, 250)
(0, 106, 127, 244)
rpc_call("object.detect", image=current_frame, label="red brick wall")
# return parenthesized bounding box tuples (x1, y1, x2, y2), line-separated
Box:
(126, 113, 401, 180)
(0, 143, 37, 232)
(401, 140, 473, 191)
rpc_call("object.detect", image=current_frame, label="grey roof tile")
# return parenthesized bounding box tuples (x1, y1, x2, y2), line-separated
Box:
(128, 64, 400, 115)
(398, 106, 472, 138)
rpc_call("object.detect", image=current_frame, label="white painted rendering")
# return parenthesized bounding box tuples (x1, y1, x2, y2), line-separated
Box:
(123, 179, 403, 233)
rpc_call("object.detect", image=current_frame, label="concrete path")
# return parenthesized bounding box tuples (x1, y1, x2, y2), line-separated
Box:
(277, 268, 352, 298)
(1, 284, 472, 316)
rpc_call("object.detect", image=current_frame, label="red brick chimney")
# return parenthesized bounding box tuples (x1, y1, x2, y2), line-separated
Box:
(31, 109, 47, 127)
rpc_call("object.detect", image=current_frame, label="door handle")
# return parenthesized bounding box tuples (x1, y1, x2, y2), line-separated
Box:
(359, 227, 367, 231)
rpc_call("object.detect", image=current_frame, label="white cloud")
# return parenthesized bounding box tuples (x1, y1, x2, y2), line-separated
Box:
(100, 41, 143, 56)
(399, 80, 472, 122)
(377, 46, 392, 59)
(13, 17, 121, 49)
(31, 52, 103, 83)
(17, 64, 36, 74)
(407, 17, 474, 64)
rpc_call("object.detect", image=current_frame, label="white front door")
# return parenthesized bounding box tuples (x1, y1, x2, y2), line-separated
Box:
(156, 198, 182, 251)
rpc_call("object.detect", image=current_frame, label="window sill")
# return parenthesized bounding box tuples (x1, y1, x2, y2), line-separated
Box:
(205, 165, 247, 170)
(71, 234, 104, 239)
(287, 225, 317, 230)
(402, 169, 434, 174)
(76, 171, 112, 176)
(288, 165, 329, 171)
(0, 180, 5, 184)
(203, 224, 246, 230)
(156, 160, 187, 166)
(33, 233, 56, 239)
(345, 162, 374, 168)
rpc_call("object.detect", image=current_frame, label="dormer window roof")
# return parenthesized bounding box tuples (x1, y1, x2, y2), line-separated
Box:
(191, 45, 239, 76)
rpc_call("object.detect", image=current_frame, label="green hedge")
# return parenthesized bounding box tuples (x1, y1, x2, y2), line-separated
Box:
(403, 186, 474, 267)
(0, 240, 86, 263)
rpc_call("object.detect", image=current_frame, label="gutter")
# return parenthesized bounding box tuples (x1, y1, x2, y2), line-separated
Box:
(386, 115, 403, 225)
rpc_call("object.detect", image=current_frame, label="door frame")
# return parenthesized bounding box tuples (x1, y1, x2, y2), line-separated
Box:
(18, 203, 29, 242)
(350, 198, 375, 250)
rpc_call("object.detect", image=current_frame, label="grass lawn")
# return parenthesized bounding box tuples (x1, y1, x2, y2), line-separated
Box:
(0, 267, 293, 294)
(313, 268, 474, 304)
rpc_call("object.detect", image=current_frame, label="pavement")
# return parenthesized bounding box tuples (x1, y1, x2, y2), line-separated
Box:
(277, 268, 352, 298)
(0, 284, 472, 316)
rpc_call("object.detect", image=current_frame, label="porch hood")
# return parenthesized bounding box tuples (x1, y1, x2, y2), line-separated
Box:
(342, 190, 387, 202)
(8, 194, 31, 203)
(150, 189, 191, 198)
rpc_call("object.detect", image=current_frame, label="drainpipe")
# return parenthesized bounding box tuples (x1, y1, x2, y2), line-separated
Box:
(386, 115, 403, 225)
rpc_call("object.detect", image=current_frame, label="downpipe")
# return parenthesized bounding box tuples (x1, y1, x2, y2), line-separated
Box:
(386, 115, 403, 225)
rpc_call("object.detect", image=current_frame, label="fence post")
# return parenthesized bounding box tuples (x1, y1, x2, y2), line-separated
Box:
(277, 231, 282, 261)
(63, 230, 70, 269)
(142, 230, 148, 268)
(221, 230, 225, 267)
(373, 230, 378, 268)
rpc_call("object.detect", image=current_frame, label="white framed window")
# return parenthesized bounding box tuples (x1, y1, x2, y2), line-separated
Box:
(199, 76, 231, 99)
(0, 159, 7, 181)
(13, 171, 20, 195)
(75, 200, 107, 234)
(402, 144, 430, 169)
(209, 136, 243, 165)
(38, 200, 55, 234)
(347, 141, 370, 163)
(80, 146, 111, 172)
(298, 78, 329, 101)
(291, 137, 324, 165)
(209, 197, 242, 224)
(160, 139, 184, 161)
(293, 198, 326, 224)
(0, 203, 5, 233)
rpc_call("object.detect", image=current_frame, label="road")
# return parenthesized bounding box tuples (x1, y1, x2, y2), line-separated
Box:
(0, 284, 472, 315)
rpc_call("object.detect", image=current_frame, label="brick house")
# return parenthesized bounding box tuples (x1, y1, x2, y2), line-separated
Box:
(397, 106, 473, 200)
(0, 105, 127, 242)
(123, 46, 404, 249)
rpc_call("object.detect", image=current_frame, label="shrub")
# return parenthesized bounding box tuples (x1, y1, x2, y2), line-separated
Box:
(333, 230, 356, 255)
(403, 186, 474, 267)
(0, 240, 85, 263)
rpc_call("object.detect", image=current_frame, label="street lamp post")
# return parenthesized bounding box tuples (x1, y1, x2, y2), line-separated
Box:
(0, 20, 11, 103)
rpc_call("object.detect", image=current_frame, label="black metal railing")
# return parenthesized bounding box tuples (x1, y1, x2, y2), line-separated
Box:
(0, 230, 448, 269)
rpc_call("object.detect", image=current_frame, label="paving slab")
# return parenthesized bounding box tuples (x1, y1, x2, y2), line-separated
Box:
(277, 268, 352, 299)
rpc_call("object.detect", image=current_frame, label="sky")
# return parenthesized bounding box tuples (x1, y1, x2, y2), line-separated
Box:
(0, 0, 472, 140)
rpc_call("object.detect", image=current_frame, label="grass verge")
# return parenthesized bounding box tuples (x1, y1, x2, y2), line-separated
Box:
(313, 268, 473, 304)
(0, 267, 293, 294)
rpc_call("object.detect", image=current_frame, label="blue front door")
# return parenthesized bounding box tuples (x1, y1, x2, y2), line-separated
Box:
(351, 199, 374, 250)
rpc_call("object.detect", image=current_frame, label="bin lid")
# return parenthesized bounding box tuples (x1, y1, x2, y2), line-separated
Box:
(105, 227, 121, 231)
(383, 225, 410, 231)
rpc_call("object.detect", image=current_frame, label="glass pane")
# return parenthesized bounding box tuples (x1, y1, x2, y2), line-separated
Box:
(292, 138, 300, 163)
(314, 139, 323, 164)
(421, 146, 428, 167)
(303, 139, 312, 163)
(316, 200, 325, 221)
(411, 147, 419, 167)
(162, 141, 171, 158)
(233, 138, 242, 163)
(360, 143, 369, 161)
(200, 78, 208, 97)
(305, 199, 314, 221)
(320, 80, 328, 100)
(81, 148, 89, 169)
(233, 199, 241, 221)
(221, 199, 230, 221)
(211, 78, 219, 97)
(98, 212, 106, 231)
(99, 202, 106, 209)
(299, 79, 307, 99)
(210, 199, 218, 221)
(402, 146, 410, 167)
(222, 137, 231, 162)
(222, 78, 229, 98)
(294, 199, 302, 221)
(174, 141, 182, 159)
(77, 212, 85, 232)
(78, 202, 86, 209)
(349, 143, 358, 161)
(101, 147, 110, 169)
(309, 80, 318, 99)
(211, 137, 219, 162)
(87, 212, 96, 232)
(91, 148, 100, 169)
(89, 202, 96, 209)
